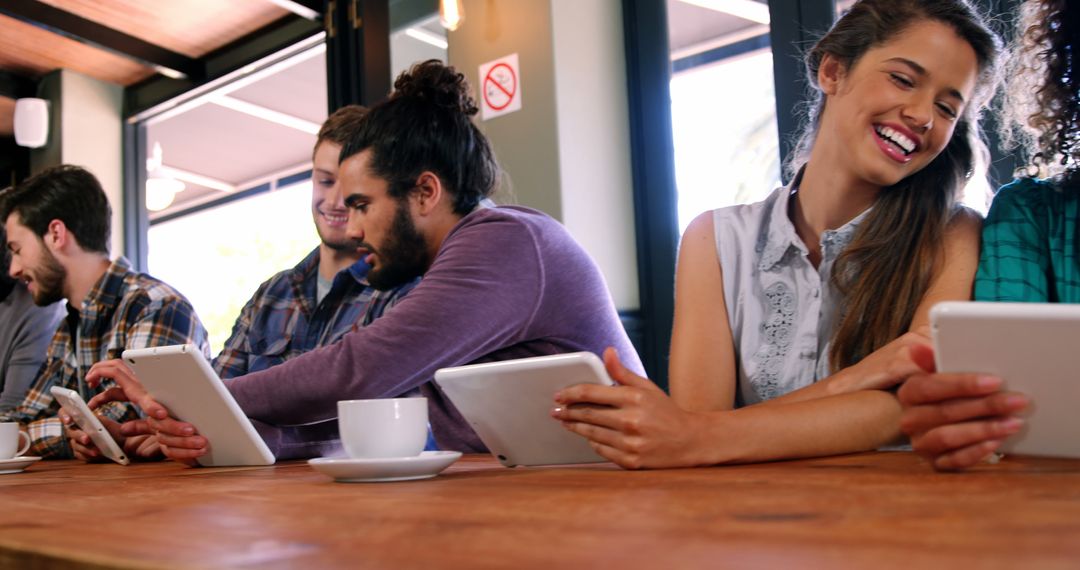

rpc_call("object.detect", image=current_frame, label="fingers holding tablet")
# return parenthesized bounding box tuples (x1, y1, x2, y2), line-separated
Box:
(85, 359, 170, 421)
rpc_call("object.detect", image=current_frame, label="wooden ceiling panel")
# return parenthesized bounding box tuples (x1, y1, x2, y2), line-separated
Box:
(0, 96, 14, 136)
(37, 0, 292, 58)
(0, 13, 154, 85)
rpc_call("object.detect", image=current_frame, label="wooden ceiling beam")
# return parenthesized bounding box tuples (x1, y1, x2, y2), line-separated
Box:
(0, 0, 202, 81)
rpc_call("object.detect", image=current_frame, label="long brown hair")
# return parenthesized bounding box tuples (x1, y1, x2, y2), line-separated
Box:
(789, 0, 1002, 371)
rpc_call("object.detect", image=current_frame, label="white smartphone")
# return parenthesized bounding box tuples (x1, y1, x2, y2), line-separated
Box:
(50, 386, 130, 465)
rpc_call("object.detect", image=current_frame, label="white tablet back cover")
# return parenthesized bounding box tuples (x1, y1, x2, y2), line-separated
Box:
(932, 301, 1080, 458)
(123, 344, 275, 466)
(435, 352, 613, 467)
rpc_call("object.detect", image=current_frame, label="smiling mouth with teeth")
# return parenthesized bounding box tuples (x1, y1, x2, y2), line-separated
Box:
(874, 125, 916, 156)
(321, 212, 348, 224)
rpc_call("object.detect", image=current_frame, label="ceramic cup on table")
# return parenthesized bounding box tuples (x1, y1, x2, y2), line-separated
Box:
(0, 422, 31, 459)
(337, 398, 428, 459)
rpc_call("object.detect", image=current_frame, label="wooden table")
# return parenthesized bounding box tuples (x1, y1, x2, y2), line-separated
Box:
(1, 452, 1078, 569)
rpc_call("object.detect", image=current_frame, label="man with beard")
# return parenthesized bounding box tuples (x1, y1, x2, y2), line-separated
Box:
(0, 165, 209, 459)
(210, 105, 414, 381)
(87, 60, 643, 462)
(0, 219, 64, 413)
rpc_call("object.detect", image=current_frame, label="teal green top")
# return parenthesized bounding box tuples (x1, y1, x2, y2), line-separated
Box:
(974, 177, 1080, 303)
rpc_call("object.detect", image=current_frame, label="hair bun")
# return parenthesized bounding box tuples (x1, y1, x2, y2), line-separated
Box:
(392, 60, 479, 117)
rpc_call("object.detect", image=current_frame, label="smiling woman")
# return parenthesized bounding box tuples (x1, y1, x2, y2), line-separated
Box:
(552, 0, 1004, 469)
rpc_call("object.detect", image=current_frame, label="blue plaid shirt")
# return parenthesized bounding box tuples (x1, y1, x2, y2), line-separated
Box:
(212, 248, 414, 379)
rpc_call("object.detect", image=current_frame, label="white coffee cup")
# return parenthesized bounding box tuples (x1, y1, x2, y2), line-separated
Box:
(0, 422, 31, 459)
(337, 398, 428, 459)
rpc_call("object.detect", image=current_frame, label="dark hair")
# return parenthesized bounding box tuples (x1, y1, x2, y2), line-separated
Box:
(339, 60, 500, 215)
(0, 197, 14, 299)
(791, 0, 1002, 371)
(0, 165, 112, 255)
(1002, 0, 1079, 184)
(315, 104, 368, 154)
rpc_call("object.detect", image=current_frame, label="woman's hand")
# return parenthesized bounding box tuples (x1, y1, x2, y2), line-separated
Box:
(551, 347, 713, 469)
(898, 344, 1029, 470)
(828, 329, 933, 395)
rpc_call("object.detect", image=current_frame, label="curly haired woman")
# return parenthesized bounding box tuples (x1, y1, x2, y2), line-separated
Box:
(900, 0, 1080, 470)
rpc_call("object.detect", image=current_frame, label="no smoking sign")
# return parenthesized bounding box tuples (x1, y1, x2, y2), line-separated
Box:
(479, 53, 522, 121)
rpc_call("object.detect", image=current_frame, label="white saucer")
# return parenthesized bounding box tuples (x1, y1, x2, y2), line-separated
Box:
(0, 456, 42, 474)
(308, 450, 462, 483)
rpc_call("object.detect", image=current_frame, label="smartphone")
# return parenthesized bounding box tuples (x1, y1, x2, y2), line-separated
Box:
(50, 387, 130, 465)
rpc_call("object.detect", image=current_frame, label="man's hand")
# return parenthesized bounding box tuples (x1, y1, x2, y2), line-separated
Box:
(85, 359, 207, 466)
(61, 411, 105, 462)
(61, 409, 164, 462)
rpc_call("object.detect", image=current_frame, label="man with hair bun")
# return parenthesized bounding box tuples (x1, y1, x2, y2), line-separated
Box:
(89, 60, 643, 461)
(210, 105, 414, 382)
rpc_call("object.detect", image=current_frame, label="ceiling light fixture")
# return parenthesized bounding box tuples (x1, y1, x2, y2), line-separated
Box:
(404, 27, 449, 50)
(145, 142, 185, 212)
(677, 0, 771, 25)
(439, 0, 464, 31)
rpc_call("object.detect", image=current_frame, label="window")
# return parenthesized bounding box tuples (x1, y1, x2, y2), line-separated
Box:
(667, 0, 781, 233)
(671, 49, 781, 232)
(148, 179, 319, 355)
(139, 40, 328, 356)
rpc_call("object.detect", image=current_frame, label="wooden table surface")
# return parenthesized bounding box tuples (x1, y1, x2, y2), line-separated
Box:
(1, 452, 1078, 569)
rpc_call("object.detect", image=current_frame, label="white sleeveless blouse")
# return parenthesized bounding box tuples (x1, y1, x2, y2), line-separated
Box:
(712, 185, 868, 407)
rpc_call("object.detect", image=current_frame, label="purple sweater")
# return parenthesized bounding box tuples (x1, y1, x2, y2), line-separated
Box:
(226, 206, 644, 458)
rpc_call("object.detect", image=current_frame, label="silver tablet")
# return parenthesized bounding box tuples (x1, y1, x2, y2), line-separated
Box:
(434, 352, 615, 467)
(122, 344, 275, 467)
(931, 301, 1080, 459)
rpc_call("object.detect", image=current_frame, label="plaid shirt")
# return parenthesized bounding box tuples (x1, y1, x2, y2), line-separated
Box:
(0, 258, 209, 458)
(212, 248, 413, 379)
(975, 178, 1080, 303)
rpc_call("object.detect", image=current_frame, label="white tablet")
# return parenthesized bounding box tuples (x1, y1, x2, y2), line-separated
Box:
(931, 301, 1080, 459)
(121, 344, 275, 467)
(434, 351, 615, 467)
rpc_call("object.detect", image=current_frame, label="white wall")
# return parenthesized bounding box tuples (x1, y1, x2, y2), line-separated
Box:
(551, 0, 639, 309)
(58, 70, 124, 257)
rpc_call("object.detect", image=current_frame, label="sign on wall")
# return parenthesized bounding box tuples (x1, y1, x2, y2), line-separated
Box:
(478, 53, 522, 121)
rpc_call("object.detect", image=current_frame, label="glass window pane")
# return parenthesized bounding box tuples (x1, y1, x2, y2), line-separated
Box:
(667, 0, 781, 233)
(148, 180, 319, 356)
(671, 49, 781, 232)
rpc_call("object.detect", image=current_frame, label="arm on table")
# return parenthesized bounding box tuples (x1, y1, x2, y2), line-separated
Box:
(551, 209, 982, 469)
(225, 215, 544, 426)
(98, 216, 546, 459)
